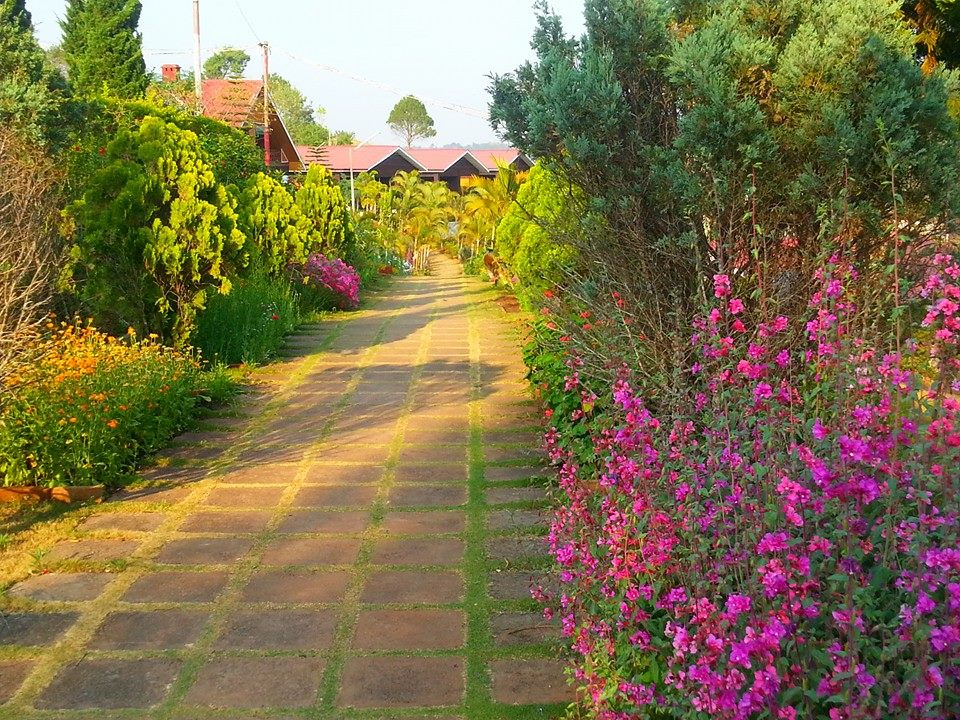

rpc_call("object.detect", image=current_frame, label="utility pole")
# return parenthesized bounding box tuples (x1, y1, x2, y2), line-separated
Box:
(192, 0, 203, 108)
(260, 42, 271, 168)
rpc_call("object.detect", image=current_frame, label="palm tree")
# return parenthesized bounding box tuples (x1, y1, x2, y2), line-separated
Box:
(461, 162, 526, 250)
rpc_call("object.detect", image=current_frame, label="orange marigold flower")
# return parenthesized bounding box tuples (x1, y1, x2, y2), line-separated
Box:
(106, 419, 118, 429)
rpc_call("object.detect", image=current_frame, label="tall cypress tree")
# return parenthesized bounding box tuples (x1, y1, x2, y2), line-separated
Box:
(0, 0, 67, 145)
(62, 0, 148, 98)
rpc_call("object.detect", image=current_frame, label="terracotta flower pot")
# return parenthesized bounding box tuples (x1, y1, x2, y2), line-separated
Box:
(0, 486, 105, 504)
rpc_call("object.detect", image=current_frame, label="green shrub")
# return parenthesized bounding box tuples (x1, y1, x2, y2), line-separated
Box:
(70, 115, 245, 347)
(0, 321, 206, 488)
(496, 163, 579, 306)
(237, 172, 313, 277)
(193, 274, 300, 366)
(295, 165, 353, 257)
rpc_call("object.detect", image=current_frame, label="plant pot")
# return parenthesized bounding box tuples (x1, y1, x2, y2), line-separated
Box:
(0, 486, 105, 504)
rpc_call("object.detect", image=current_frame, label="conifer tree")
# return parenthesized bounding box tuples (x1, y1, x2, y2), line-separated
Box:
(62, 0, 148, 98)
(72, 116, 245, 345)
(0, 0, 67, 144)
(295, 166, 353, 256)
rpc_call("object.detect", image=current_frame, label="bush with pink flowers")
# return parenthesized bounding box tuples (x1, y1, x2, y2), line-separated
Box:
(537, 256, 959, 719)
(293, 252, 361, 311)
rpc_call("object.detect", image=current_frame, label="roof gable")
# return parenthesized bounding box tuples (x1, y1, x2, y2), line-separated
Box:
(303, 145, 427, 173)
(472, 148, 531, 172)
(405, 148, 487, 174)
(202, 79, 263, 127)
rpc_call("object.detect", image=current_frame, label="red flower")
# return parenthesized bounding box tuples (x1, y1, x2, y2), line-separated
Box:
(98, 147, 106, 156)
(271, 314, 279, 321)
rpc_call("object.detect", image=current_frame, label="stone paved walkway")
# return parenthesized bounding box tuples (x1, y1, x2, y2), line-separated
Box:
(0, 256, 570, 719)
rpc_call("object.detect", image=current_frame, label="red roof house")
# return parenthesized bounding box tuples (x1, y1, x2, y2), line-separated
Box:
(298, 145, 426, 183)
(200, 78, 304, 172)
(405, 148, 489, 191)
(298, 144, 533, 189)
(472, 148, 534, 175)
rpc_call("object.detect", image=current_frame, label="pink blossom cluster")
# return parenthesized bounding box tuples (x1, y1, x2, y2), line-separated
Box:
(296, 253, 360, 309)
(540, 258, 960, 719)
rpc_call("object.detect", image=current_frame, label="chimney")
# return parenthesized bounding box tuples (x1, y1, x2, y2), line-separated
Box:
(161, 64, 181, 83)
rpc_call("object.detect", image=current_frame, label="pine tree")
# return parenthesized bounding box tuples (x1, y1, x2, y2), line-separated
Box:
(0, 0, 67, 145)
(62, 0, 148, 98)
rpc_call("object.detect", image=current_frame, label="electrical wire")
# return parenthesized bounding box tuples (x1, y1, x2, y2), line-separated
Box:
(232, 0, 262, 43)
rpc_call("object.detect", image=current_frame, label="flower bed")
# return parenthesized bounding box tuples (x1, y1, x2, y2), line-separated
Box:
(0, 322, 204, 488)
(294, 253, 361, 310)
(535, 258, 960, 718)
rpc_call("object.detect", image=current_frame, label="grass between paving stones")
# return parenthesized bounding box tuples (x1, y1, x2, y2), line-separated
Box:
(462, 285, 569, 720)
(0, 310, 358, 720)
(311, 299, 436, 718)
(0, 273, 568, 720)
(153, 303, 400, 719)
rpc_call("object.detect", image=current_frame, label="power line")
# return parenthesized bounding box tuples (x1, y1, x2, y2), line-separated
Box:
(233, 0, 262, 43)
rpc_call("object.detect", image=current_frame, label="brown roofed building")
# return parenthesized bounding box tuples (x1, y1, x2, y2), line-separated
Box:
(472, 148, 534, 175)
(200, 78, 304, 173)
(405, 148, 489, 191)
(298, 145, 426, 184)
(298, 145, 532, 189)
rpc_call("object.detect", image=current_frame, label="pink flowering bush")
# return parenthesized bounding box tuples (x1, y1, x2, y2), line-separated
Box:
(540, 256, 960, 719)
(293, 253, 361, 310)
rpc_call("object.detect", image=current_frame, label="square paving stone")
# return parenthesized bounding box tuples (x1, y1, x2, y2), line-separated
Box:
(487, 509, 543, 532)
(236, 445, 308, 464)
(179, 511, 273, 533)
(46, 539, 140, 563)
(9, 573, 113, 602)
(0, 660, 32, 703)
(36, 658, 181, 710)
(108, 484, 194, 505)
(352, 609, 464, 650)
(155, 537, 254, 565)
(262, 538, 361, 565)
(318, 444, 392, 463)
(372, 538, 464, 566)
(184, 657, 325, 709)
(403, 427, 469, 444)
(338, 656, 464, 709)
(485, 429, 542, 445)
(383, 511, 465, 535)
(484, 446, 545, 463)
(361, 571, 464, 604)
(484, 466, 550, 483)
(395, 465, 468, 484)
(398, 446, 468, 464)
(89, 610, 209, 650)
(489, 571, 536, 601)
(214, 609, 338, 650)
(486, 486, 549, 505)
(294, 485, 378, 507)
(389, 485, 467, 508)
(304, 464, 384, 485)
(491, 659, 573, 704)
(123, 571, 229, 603)
(277, 509, 370, 533)
(242, 571, 351, 603)
(0, 612, 76, 646)
(203, 486, 285, 508)
(219, 464, 300, 484)
(80, 512, 167, 532)
(486, 536, 549, 562)
(491, 612, 560, 647)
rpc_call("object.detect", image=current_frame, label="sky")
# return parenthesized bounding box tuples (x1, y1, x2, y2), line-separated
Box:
(25, 0, 588, 146)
